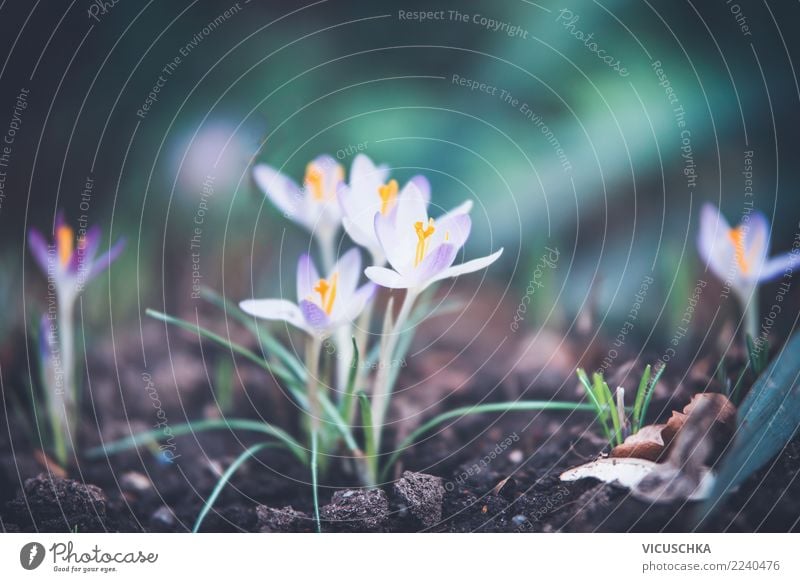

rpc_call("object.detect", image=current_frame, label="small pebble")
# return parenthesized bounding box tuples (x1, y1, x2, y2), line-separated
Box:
(508, 450, 524, 464)
(512, 514, 528, 526)
(151, 505, 176, 528)
(120, 471, 151, 493)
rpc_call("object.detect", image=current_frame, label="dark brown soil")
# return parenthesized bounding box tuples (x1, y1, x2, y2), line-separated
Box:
(1, 314, 799, 533)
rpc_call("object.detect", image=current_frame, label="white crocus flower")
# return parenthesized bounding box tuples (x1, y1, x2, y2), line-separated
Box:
(338, 154, 431, 264)
(364, 191, 502, 292)
(364, 191, 503, 453)
(240, 248, 374, 338)
(253, 155, 345, 269)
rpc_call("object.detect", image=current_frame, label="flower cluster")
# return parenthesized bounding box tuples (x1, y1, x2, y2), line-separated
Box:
(246, 153, 503, 331)
(243, 153, 503, 480)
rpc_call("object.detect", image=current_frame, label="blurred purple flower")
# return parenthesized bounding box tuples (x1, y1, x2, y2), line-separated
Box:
(698, 203, 798, 298)
(28, 211, 125, 302)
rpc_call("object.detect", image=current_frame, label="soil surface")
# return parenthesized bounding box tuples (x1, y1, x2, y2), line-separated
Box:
(1, 313, 799, 533)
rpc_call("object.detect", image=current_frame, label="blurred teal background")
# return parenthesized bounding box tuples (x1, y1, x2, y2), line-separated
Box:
(1, 0, 799, 363)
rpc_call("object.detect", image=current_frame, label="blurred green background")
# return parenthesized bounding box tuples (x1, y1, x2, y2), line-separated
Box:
(1, 0, 798, 365)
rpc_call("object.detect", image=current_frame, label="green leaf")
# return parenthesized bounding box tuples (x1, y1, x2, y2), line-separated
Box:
(697, 332, 800, 523)
(193, 442, 278, 533)
(86, 418, 308, 465)
(577, 369, 612, 444)
(358, 391, 377, 485)
(310, 430, 321, 533)
(146, 309, 298, 388)
(380, 400, 598, 480)
(339, 337, 360, 422)
(640, 363, 664, 430)
(200, 286, 306, 381)
(632, 365, 652, 433)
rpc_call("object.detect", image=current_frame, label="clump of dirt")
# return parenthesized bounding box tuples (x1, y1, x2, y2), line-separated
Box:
(5, 474, 109, 532)
(321, 489, 389, 532)
(393, 471, 445, 529)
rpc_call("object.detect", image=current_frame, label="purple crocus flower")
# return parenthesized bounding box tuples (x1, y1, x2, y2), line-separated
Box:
(27, 212, 124, 464)
(28, 212, 125, 302)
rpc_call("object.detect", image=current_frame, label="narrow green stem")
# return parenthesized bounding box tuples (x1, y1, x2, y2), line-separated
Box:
(306, 335, 323, 434)
(310, 430, 322, 533)
(317, 230, 335, 274)
(371, 289, 417, 455)
(348, 298, 375, 424)
(193, 442, 276, 533)
(743, 287, 759, 343)
(53, 297, 76, 465)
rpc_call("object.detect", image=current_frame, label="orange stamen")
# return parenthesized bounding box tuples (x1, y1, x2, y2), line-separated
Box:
(313, 273, 338, 315)
(378, 180, 399, 215)
(414, 218, 436, 267)
(728, 226, 749, 274)
(305, 164, 325, 201)
(57, 225, 74, 267)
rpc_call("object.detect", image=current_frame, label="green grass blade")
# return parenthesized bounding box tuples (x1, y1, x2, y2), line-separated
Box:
(310, 430, 321, 533)
(632, 365, 652, 433)
(640, 363, 665, 427)
(86, 418, 308, 464)
(200, 286, 306, 381)
(577, 369, 612, 443)
(146, 309, 298, 388)
(193, 442, 278, 533)
(319, 392, 360, 454)
(358, 391, 377, 484)
(214, 357, 234, 413)
(339, 337, 360, 422)
(592, 373, 615, 443)
(380, 401, 597, 480)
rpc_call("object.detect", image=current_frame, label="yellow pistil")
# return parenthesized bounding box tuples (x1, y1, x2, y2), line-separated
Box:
(305, 164, 325, 201)
(57, 225, 74, 267)
(305, 162, 345, 202)
(378, 179, 399, 215)
(414, 218, 436, 267)
(728, 226, 750, 274)
(313, 273, 338, 315)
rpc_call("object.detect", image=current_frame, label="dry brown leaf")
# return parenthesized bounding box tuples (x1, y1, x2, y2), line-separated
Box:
(33, 449, 67, 479)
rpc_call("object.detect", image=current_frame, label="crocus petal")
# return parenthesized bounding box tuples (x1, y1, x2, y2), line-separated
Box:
(403, 175, 431, 206)
(297, 253, 320, 302)
(428, 248, 504, 286)
(341, 215, 380, 255)
(365, 266, 412, 289)
(698, 203, 734, 282)
(343, 282, 376, 322)
(299, 299, 331, 333)
(415, 243, 458, 285)
(334, 247, 362, 295)
(395, 179, 429, 231)
(68, 224, 101, 275)
(28, 228, 51, 274)
(240, 298, 311, 333)
(743, 211, 770, 277)
(432, 212, 472, 250)
(349, 154, 389, 191)
(375, 211, 415, 271)
(88, 237, 125, 280)
(254, 164, 304, 224)
(759, 251, 800, 282)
